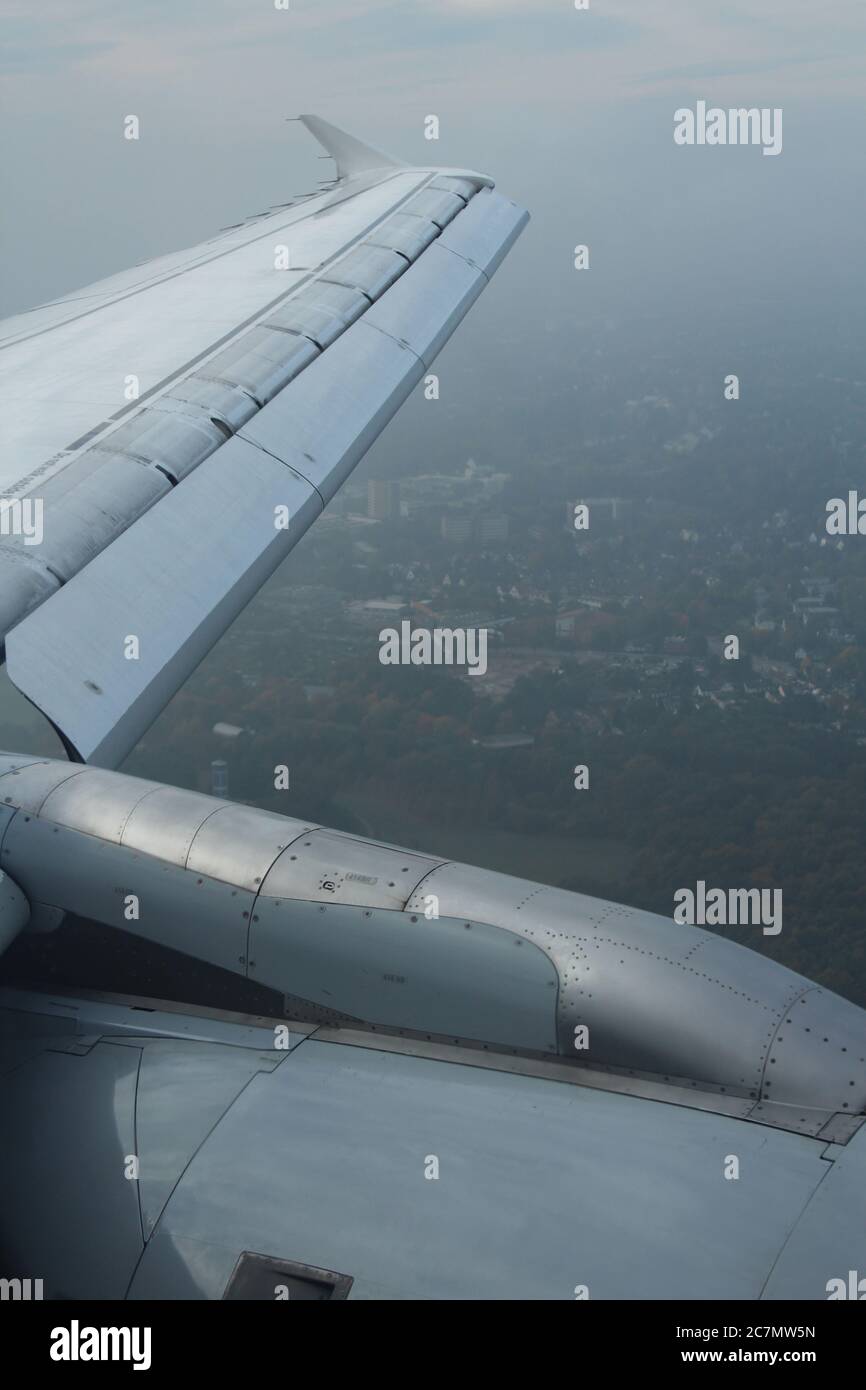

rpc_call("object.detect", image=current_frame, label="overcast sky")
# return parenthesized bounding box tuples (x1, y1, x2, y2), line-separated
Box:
(2, 0, 865, 319)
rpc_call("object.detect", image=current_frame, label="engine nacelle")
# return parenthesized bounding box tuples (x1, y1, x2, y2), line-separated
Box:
(1, 751, 864, 1133)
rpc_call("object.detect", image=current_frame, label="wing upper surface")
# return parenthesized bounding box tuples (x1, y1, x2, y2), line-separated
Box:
(0, 170, 429, 489)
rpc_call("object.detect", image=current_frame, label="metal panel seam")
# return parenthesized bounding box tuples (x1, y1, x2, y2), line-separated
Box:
(750, 984, 818, 1108)
(435, 239, 494, 285)
(130, 1044, 145, 1245)
(0, 804, 19, 858)
(243, 826, 351, 970)
(404, 861, 454, 910)
(2, 766, 89, 816)
(133, 1061, 289, 1255)
(756, 1158, 837, 1300)
(237, 436, 326, 509)
(179, 805, 233, 872)
(361, 319, 425, 365)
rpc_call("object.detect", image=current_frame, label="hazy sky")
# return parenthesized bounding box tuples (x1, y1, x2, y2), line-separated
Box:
(2, 0, 865, 321)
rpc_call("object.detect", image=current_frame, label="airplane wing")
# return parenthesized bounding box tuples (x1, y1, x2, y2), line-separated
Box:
(0, 116, 528, 767)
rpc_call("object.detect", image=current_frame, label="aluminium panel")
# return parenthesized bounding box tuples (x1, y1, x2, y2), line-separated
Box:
(0, 1042, 144, 1298)
(5, 437, 322, 767)
(248, 900, 559, 1052)
(280, 280, 370, 322)
(134, 1039, 284, 1237)
(366, 211, 439, 261)
(0, 753, 50, 780)
(120, 786, 231, 868)
(198, 327, 320, 405)
(35, 766, 164, 843)
(164, 377, 258, 432)
(128, 1041, 833, 1301)
(0, 759, 88, 815)
(265, 306, 347, 351)
(429, 176, 477, 202)
(406, 860, 866, 1108)
(435, 188, 530, 279)
(323, 244, 408, 299)
(264, 281, 370, 348)
(0, 550, 60, 642)
(1, 815, 252, 971)
(759, 986, 866, 1113)
(5, 451, 172, 584)
(238, 321, 426, 502)
(404, 188, 466, 229)
(186, 803, 316, 893)
(258, 827, 442, 909)
(313, 1026, 758, 1124)
(761, 1122, 866, 1298)
(362, 243, 486, 367)
(93, 407, 226, 482)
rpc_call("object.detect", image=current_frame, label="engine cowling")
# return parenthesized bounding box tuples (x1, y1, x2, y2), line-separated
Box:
(0, 750, 864, 1133)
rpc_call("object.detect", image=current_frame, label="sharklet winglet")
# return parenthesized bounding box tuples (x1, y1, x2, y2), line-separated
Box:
(298, 114, 405, 182)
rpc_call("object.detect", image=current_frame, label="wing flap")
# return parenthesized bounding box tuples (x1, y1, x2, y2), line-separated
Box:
(7, 440, 323, 767)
